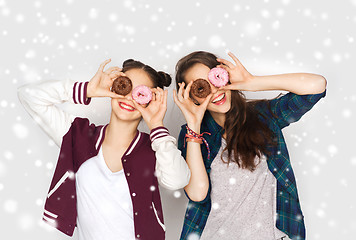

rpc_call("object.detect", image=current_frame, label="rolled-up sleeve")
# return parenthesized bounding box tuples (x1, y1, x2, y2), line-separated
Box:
(258, 90, 326, 129)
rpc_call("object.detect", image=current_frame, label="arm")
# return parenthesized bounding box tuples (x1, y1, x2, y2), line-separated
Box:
(218, 52, 327, 128)
(173, 82, 212, 202)
(17, 59, 124, 147)
(17, 79, 90, 147)
(219, 52, 327, 95)
(150, 127, 191, 190)
(132, 88, 191, 190)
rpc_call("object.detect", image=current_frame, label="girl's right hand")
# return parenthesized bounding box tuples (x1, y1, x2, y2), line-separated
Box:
(173, 81, 213, 132)
(87, 59, 126, 98)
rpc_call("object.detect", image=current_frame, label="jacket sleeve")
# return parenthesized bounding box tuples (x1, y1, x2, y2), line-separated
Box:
(150, 127, 191, 190)
(17, 79, 91, 147)
(256, 90, 326, 129)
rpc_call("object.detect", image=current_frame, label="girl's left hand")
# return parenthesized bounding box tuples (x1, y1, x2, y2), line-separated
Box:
(217, 52, 255, 91)
(131, 87, 168, 130)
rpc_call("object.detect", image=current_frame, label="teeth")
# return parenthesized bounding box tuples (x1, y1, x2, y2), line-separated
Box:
(212, 94, 225, 103)
(120, 103, 134, 111)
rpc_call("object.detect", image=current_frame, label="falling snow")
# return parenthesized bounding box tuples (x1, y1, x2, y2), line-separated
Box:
(4, 199, 18, 213)
(1, 0, 354, 239)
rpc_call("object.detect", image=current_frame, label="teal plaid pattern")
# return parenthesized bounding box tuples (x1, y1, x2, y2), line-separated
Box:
(178, 90, 326, 240)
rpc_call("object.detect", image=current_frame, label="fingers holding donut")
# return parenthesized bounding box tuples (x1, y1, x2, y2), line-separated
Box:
(104, 66, 121, 75)
(98, 59, 111, 73)
(151, 87, 164, 103)
(184, 81, 194, 100)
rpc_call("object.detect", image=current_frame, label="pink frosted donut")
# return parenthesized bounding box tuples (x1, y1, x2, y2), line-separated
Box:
(132, 85, 152, 105)
(208, 67, 229, 88)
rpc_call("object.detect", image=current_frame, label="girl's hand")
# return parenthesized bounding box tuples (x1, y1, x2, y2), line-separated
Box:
(217, 52, 255, 91)
(131, 87, 168, 130)
(173, 81, 213, 132)
(87, 59, 126, 98)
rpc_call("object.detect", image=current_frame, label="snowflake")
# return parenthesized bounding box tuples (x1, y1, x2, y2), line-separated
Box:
(272, 20, 280, 30)
(3, 199, 18, 213)
(209, 35, 224, 48)
(212, 202, 219, 210)
(245, 21, 261, 35)
(89, 8, 98, 19)
(187, 232, 200, 240)
(314, 51, 323, 60)
(173, 191, 181, 198)
(34, 159, 42, 167)
(261, 9, 270, 18)
(18, 214, 34, 230)
(229, 177, 236, 185)
(316, 208, 326, 218)
(328, 145, 338, 156)
(25, 49, 36, 59)
(12, 123, 29, 139)
(46, 162, 54, 170)
(342, 109, 352, 118)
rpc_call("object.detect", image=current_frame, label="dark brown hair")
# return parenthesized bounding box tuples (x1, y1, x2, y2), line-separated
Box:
(175, 51, 275, 171)
(122, 59, 172, 88)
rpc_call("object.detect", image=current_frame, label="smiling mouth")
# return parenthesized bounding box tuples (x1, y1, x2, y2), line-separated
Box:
(212, 93, 226, 105)
(119, 102, 135, 112)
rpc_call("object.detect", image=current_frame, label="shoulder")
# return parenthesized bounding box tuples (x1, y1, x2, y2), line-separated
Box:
(68, 117, 103, 139)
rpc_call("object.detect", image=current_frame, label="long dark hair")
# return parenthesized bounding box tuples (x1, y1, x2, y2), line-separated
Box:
(122, 59, 172, 88)
(175, 51, 275, 171)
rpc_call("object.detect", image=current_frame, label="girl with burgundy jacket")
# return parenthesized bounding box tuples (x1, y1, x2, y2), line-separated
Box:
(18, 59, 191, 240)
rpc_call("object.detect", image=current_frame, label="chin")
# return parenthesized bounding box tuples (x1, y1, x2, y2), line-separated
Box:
(208, 103, 231, 114)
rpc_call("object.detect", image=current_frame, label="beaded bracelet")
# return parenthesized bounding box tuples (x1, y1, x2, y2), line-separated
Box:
(185, 125, 211, 160)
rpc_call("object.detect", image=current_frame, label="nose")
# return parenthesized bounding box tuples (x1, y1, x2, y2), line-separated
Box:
(208, 82, 219, 94)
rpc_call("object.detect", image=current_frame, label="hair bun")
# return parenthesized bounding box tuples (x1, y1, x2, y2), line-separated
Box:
(122, 59, 135, 67)
(157, 71, 172, 88)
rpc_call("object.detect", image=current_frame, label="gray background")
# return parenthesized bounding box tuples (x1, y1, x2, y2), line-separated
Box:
(0, 0, 355, 239)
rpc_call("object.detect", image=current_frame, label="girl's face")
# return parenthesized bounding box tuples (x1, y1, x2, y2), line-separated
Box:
(184, 63, 231, 114)
(111, 68, 154, 122)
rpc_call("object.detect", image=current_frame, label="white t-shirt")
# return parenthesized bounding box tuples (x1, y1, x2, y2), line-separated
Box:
(75, 146, 135, 240)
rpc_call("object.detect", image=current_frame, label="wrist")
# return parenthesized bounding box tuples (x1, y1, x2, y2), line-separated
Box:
(187, 123, 200, 133)
(148, 121, 164, 131)
(87, 82, 94, 98)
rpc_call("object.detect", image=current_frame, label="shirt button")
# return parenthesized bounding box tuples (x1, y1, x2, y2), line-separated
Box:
(126, 173, 130, 176)
(285, 183, 289, 186)
(137, 234, 140, 238)
(135, 212, 138, 215)
(132, 193, 136, 197)
(123, 159, 127, 162)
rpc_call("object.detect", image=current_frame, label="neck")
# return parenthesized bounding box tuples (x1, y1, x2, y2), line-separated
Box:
(209, 111, 226, 128)
(104, 112, 140, 148)
(209, 111, 227, 138)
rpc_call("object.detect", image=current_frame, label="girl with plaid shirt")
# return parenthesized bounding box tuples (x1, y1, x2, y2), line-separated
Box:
(173, 51, 326, 240)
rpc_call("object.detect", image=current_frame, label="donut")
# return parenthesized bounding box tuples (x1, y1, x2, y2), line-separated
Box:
(132, 85, 152, 105)
(190, 79, 211, 98)
(111, 76, 132, 96)
(208, 67, 229, 88)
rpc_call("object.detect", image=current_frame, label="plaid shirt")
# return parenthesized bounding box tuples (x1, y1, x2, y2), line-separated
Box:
(178, 90, 326, 240)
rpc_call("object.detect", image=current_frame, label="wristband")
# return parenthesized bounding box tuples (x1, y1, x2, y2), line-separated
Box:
(184, 125, 211, 160)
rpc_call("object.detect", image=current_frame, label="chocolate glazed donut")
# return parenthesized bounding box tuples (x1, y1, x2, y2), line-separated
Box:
(190, 78, 211, 98)
(111, 76, 133, 95)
